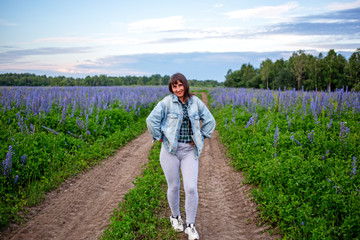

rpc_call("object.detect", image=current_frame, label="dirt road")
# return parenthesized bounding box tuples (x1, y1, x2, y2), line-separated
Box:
(2, 93, 280, 240)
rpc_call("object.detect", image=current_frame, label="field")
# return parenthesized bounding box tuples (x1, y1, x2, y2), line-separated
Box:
(0, 86, 169, 230)
(210, 88, 360, 239)
(1, 86, 359, 239)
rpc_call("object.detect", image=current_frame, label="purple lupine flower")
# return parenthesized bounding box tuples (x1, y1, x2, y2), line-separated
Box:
(14, 175, 19, 183)
(76, 117, 84, 130)
(59, 106, 67, 124)
(308, 130, 314, 144)
(245, 116, 255, 128)
(287, 115, 291, 131)
(21, 155, 27, 166)
(266, 120, 271, 132)
(339, 122, 350, 143)
(42, 125, 59, 135)
(273, 126, 279, 147)
(351, 156, 357, 178)
(327, 119, 333, 129)
(2, 145, 14, 176)
(232, 117, 236, 124)
(101, 116, 107, 131)
(85, 113, 89, 131)
(322, 150, 330, 160)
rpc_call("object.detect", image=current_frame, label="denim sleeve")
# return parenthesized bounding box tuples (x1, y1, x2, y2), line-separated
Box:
(198, 99, 216, 138)
(146, 101, 164, 142)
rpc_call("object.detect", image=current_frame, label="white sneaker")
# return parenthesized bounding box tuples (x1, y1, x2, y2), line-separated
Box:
(169, 215, 184, 232)
(185, 224, 199, 240)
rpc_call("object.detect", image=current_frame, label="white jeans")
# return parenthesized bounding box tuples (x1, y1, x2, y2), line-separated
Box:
(160, 142, 199, 225)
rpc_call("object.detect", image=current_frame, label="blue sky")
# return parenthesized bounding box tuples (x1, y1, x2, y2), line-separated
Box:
(0, 0, 359, 82)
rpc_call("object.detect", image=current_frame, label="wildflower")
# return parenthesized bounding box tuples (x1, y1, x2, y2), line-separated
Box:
(301, 221, 305, 226)
(21, 155, 27, 166)
(339, 122, 350, 143)
(42, 126, 59, 135)
(322, 150, 330, 160)
(76, 117, 84, 130)
(308, 130, 314, 144)
(14, 175, 19, 183)
(273, 126, 279, 147)
(351, 156, 357, 178)
(266, 120, 271, 132)
(59, 106, 67, 124)
(327, 119, 333, 129)
(245, 116, 255, 128)
(2, 145, 14, 176)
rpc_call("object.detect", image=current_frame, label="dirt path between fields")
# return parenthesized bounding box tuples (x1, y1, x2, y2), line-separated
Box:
(2, 92, 281, 240)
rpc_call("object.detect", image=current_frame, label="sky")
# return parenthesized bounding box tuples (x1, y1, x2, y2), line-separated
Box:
(0, 0, 359, 82)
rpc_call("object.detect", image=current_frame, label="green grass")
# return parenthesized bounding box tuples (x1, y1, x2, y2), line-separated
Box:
(213, 104, 360, 239)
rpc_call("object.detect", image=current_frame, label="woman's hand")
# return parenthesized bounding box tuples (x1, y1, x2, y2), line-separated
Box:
(190, 141, 195, 147)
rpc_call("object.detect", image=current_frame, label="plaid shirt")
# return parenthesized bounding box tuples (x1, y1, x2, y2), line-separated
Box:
(178, 100, 193, 143)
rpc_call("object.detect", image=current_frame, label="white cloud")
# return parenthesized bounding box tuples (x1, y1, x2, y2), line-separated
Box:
(127, 16, 185, 33)
(327, 0, 360, 11)
(225, 2, 299, 20)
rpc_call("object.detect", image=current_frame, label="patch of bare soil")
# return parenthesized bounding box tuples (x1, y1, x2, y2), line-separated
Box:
(178, 92, 281, 239)
(1, 132, 153, 240)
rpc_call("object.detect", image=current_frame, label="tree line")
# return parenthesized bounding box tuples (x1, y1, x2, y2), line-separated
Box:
(225, 48, 360, 91)
(0, 73, 222, 88)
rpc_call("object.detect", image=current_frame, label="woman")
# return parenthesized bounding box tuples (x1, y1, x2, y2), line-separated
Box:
(146, 73, 216, 240)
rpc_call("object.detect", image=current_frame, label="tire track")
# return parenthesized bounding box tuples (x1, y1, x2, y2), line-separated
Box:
(2, 132, 153, 240)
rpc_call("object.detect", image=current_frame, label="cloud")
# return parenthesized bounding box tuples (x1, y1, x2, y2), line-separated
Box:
(0, 47, 92, 63)
(271, 7, 360, 36)
(128, 16, 185, 33)
(327, 0, 360, 11)
(225, 2, 299, 20)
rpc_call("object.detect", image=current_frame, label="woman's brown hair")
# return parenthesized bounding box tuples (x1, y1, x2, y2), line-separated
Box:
(168, 73, 192, 101)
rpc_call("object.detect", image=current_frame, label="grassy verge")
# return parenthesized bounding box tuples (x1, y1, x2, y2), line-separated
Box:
(101, 141, 178, 239)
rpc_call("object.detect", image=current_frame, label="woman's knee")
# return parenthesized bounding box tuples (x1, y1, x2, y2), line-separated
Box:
(184, 186, 198, 196)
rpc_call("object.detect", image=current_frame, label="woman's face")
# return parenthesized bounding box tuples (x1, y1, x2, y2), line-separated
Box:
(172, 81, 185, 100)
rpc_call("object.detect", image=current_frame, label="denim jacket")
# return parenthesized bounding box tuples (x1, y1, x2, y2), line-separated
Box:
(146, 94, 216, 159)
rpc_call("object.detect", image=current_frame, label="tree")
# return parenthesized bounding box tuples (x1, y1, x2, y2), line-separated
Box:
(347, 48, 360, 90)
(323, 49, 346, 91)
(260, 59, 273, 89)
(289, 50, 307, 90)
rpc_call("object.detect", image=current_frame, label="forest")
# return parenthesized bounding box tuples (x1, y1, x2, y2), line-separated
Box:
(0, 73, 221, 88)
(225, 48, 360, 91)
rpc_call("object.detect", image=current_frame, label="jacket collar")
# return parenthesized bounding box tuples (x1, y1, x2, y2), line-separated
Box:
(171, 94, 193, 105)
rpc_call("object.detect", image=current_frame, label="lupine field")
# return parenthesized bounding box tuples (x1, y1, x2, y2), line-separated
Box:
(210, 88, 360, 239)
(1, 85, 359, 239)
(0, 86, 169, 230)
